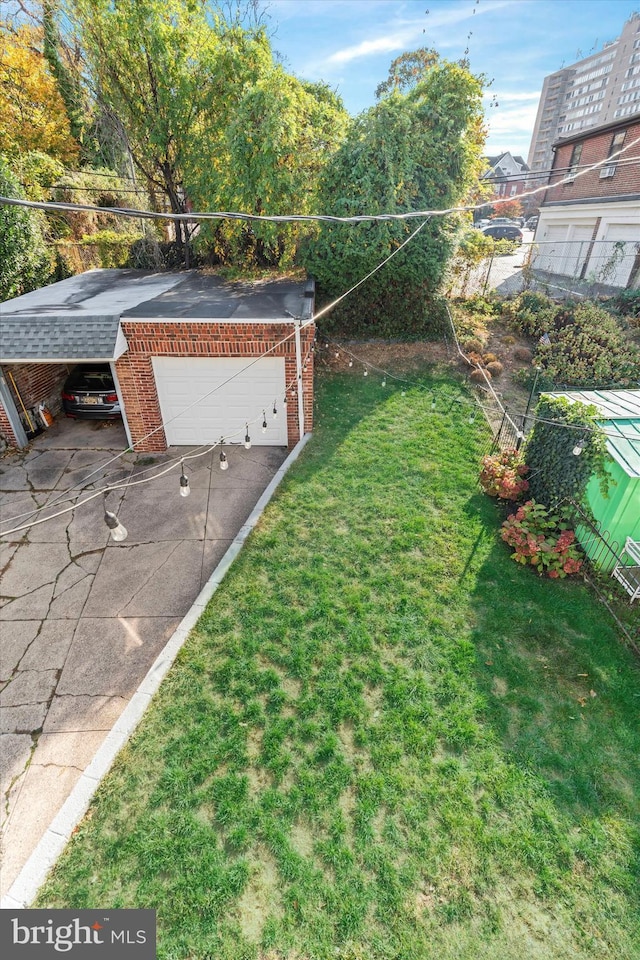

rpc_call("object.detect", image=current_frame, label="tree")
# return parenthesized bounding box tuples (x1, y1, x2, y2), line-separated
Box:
(192, 72, 349, 267)
(61, 0, 273, 261)
(301, 59, 486, 336)
(0, 156, 53, 301)
(375, 48, 439, 98)
(0, 22, 79, 162)
(490, 197, 522, 220)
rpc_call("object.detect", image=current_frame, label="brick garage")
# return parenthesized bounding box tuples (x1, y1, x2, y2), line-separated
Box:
(116, 319, 314, 452)
(0, 270, 315, 451)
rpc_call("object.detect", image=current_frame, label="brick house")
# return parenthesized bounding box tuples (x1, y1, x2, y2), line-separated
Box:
(533, 115, 640, 287)
(0, 270, 315, 451)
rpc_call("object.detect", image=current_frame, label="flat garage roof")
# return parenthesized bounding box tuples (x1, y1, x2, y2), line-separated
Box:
(0, 270, 314, 363)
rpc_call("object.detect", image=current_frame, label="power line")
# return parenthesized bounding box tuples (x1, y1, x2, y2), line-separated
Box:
(2, 132, 639, 225)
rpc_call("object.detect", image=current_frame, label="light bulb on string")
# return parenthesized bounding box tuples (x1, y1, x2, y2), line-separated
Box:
(262, 411, 268, 434)
(179, 462, 191, 497)
(382, 378, 386, 387)
(363, 368, 368, 377)
(431, 396, 437, 411)
(103, 492, 127, 542)
(468, 410, 477, 424)
(273, 401, 278, 419)
(219, 449, 228, 471)
(572, 437, 586, 456)
(348, 359, 353, 368)
(244, 425, 252, 450)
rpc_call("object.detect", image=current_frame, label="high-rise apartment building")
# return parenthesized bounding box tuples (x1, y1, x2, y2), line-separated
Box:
(527, 12, 640, 178)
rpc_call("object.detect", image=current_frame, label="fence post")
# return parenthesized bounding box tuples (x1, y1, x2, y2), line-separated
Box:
(482, 252, 494, 296)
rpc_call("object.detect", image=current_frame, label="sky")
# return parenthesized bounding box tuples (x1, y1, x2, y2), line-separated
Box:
(267, 0, 640, 161)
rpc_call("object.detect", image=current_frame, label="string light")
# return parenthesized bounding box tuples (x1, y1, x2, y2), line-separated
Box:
(273, 401, 278, 418)
(103, 493, 127, 542)
(244, 425, 252, 450)
(219, 449, 229, 471)
(363, 368, 368, 377)
(179, 462, 191, 497)
(262, 411, 268, 434)
(349, 359, 353, 367)
(573, 437, 586, 456)
(431, 396, 437, 411)
(382, 378, 386, 387)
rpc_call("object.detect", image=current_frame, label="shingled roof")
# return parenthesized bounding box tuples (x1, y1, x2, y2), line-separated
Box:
(0, 315, 126, 362)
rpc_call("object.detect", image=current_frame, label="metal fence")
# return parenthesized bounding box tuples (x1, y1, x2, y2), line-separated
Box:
(561, 499, 624, 573)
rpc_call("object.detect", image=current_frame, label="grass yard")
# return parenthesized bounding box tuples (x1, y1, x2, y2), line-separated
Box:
(37, 368, 640, 960)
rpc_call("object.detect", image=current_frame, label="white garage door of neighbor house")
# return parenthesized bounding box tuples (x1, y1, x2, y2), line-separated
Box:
(536, 223, 594, 277)
(588, 224, 639, 288)
(152, 356, 288, 446)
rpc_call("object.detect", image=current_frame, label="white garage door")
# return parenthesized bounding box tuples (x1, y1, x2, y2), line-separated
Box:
(587, 224, 639, 288)
(535, 223, 594, 277)
(153, 356, 288, 446)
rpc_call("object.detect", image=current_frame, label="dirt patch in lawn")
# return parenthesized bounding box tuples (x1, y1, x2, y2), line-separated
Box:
(315, 321, 536, 427)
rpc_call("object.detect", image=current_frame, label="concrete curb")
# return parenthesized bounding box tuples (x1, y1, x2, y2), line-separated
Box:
(1, 433, 312, 910)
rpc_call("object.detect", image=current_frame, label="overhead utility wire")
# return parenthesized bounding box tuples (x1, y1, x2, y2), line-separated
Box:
(43, 154, 640, 194)
(2, 134, 639, 225)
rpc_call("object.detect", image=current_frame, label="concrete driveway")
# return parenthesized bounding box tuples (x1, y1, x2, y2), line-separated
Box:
(0, 416, 289, 897)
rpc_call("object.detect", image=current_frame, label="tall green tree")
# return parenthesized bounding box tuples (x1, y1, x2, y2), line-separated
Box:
(301, 59, 486, 336)
(0, 156, 53, 300)
(191, 72, 349, 267)
(61, 0, 272, 260)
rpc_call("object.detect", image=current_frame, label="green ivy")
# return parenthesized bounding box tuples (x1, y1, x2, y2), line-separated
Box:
(524, 396, 610, 511)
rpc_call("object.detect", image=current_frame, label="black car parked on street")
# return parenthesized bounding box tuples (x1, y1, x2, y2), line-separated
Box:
(481, 224, 524, 244)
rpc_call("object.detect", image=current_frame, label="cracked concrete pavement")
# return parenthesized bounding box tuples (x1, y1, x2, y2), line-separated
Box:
(0, 416, 287, 897)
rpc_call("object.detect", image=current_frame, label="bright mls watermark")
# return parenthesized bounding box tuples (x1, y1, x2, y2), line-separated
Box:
(0, 910, 156, 958)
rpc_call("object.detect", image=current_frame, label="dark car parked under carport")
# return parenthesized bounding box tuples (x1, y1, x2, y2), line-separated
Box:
(62, 364, 122, 419)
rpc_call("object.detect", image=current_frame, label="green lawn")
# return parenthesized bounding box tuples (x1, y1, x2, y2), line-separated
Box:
(37, 368, 640, 960)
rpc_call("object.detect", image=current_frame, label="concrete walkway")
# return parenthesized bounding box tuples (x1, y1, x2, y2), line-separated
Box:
(0, 417, 288, 897)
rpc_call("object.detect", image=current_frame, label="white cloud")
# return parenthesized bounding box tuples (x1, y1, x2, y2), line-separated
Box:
(327, 28, 424, 65)
(326, 0, 517, 66)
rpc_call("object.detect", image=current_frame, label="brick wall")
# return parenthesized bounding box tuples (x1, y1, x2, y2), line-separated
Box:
(117, 320, 315, 452)
(545, 119, 640, 203)
(0, 362, 70, 447)
(2, 362, 70, 414)
(0, 402, 18, 448)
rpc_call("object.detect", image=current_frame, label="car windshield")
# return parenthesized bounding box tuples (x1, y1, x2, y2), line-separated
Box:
(69, 368, 114, 391)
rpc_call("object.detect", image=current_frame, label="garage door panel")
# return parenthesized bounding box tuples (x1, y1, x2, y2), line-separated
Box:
(587, 225, 639, 288)
(153, 357, 288, 446)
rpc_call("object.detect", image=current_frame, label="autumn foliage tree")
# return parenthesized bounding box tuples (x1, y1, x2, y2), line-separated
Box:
(0, 22, 79, 163)
(490, 197, 522, 220)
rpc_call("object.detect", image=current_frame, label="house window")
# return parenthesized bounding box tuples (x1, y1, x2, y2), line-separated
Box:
(599, 130, 626, 178)
(566, 143, 583, 181)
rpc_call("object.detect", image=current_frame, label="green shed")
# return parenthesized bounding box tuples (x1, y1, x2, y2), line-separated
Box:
(548, 390, 640, 571)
